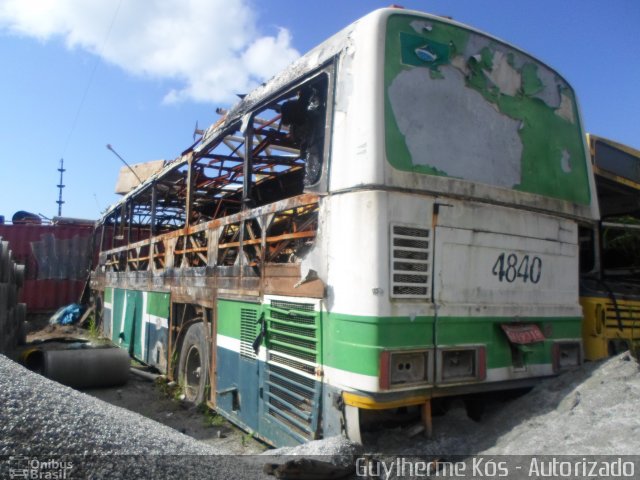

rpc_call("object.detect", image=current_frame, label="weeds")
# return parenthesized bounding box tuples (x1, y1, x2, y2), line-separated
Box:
(241, 432, 253, 447)
(169, 349, 179, 376)
(200, 405, 226, 427)
(86, 313, 99, 339)
(155, 377, 182, 400)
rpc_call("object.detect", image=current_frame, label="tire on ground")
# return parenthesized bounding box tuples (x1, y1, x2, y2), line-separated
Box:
(178, 322, 209, 405)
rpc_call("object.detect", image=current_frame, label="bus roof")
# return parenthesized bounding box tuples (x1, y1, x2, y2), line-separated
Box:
(100, 7, 578, 222)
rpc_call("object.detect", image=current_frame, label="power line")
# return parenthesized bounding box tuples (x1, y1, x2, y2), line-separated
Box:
(60, 0, 124, 157)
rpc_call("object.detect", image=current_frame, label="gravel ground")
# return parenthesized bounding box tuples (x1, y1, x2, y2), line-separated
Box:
(479, 352, 640, 455)
(271, 353, 640, 480)
(3, 349, 639, 479)
(352, 352, 640, 458)
(0, 354, 269, 479)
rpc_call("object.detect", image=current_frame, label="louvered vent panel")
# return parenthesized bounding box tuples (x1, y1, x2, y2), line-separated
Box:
(390, 224, 431, 298)
(240, 308, 257, 360)
(264, 299, 320, 440)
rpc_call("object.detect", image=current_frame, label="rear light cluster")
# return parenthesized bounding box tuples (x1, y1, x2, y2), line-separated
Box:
(379, 350, 432, 389)
(438, 347, 486, 383)
(553, 341, 582, 372)
(379, 346, 486, 389)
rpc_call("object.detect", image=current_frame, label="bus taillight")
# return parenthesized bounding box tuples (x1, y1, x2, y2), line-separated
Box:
(379, 349, 432, 389)
(553, 341, 582, 372)
(437, 346, 486, 383)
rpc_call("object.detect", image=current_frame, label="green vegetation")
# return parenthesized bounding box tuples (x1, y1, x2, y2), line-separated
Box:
(155, 376, 182, 400)
(86, 313, 100, 339)
(198, 404, 226, 427)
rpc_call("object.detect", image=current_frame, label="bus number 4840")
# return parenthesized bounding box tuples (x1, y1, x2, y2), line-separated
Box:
(491, 253, 542, 284)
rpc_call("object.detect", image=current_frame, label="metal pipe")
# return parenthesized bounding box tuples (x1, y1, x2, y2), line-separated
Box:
(130, 367, 162, 382)
(41, 347, 130, 389)
(106, 144, 143, 184)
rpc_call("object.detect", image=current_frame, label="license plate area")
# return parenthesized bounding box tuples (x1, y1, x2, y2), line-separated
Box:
(501, 323, 545, 344)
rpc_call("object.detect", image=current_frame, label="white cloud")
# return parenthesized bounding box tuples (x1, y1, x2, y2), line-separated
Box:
(0, 0, 300, 104)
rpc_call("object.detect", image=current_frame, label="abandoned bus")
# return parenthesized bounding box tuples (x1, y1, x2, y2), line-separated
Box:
(580, 134, 640, 360)
(90, 8, 599, 446)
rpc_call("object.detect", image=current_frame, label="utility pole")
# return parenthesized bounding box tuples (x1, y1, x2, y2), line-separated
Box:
(56, 158, 65, 217)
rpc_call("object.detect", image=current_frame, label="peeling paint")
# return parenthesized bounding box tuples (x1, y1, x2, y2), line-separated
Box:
(450, 55, 468, 75)
(561, 150, 572, 173)
(384, 13, 591, 205)
(482, 50, 520, 96)
(531, 63, 562, 108)
(410, 20, 433, 33)
(388, 65, 523, 188)
(556, 92, 575, 124)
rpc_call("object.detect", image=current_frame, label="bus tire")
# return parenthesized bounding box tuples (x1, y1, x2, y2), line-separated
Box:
(178, 322, 209, 405)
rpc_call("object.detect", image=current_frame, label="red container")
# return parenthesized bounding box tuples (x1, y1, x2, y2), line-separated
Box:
(0, 222, 95, 313)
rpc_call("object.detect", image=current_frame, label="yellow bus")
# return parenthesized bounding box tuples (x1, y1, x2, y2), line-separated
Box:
(580, 134, 640, 360)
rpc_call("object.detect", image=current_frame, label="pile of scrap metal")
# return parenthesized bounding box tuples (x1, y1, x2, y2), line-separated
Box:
(0, 236, 26, 356)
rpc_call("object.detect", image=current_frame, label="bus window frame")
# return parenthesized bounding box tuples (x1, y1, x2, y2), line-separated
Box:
(243, 61, 336, 204)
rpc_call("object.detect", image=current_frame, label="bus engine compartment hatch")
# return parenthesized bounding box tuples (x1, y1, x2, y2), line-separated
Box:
(263, 300, 322, 443)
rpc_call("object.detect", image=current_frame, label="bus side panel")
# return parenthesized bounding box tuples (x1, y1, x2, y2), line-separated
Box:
(215, 299, 261, 433)
(102, 287, 113, 341)
(121, 290, 143, 356)
(102, 288, 170, 371)
(216, 297, 324, 447)
(143, 292, 170, 373)
(110, 288, 126, 346)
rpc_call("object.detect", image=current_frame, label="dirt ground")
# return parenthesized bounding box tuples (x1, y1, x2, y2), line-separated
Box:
(84, 372, 268, 454)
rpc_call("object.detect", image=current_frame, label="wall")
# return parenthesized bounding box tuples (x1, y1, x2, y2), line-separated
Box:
(0, 224, 94, 313)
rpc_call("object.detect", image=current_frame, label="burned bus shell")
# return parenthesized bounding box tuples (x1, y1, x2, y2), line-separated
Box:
(91, 8, 598, 446)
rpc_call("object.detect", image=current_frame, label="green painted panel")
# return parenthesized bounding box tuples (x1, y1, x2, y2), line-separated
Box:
(122, 290, 136, 353)
(104, 287, 113, 304)
(323, 313, 580, 375)
(384, 13, 591, 205)
(218, 299, 259, 339)
(111, 288, 125, 344)
(324, 314, 434, 376)
(436, 316, 582, 368)
(146, 291, 170, 319)
(120, 290, 143, 357)
(215, 298, 581, 376)
(132, 292, 144, 359)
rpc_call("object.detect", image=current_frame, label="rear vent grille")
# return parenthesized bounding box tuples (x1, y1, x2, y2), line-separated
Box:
(240, 308, 257, 360)
(391, 224, 430, 298)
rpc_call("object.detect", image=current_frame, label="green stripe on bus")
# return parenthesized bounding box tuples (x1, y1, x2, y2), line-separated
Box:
(146, 292, 170, 318)
(217, 299, 260, 339)
(323, 313, 434, 376)
(186, 296, 580, 377)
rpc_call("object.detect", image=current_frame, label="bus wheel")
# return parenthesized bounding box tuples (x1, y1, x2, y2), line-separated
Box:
(178, 323, 209, 404)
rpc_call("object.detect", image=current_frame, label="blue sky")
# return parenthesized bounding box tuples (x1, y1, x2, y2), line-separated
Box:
(0, 0, 638, 221)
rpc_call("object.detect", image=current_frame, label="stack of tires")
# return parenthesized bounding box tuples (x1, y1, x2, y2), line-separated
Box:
(0, 237, 26, 356)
